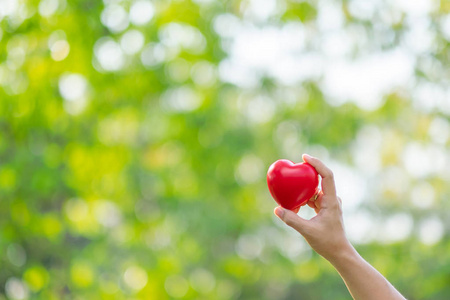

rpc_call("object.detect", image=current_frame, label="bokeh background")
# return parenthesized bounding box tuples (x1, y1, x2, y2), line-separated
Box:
(1, 0, 449, 299)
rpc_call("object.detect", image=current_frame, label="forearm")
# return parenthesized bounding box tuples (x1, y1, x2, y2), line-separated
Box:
(328, 245, 406, 300)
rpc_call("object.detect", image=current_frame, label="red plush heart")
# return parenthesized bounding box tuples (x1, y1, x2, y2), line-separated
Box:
(267, 159, 319, 211)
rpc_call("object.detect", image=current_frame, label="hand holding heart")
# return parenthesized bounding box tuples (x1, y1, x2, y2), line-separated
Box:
(270, 154, 352, 262)
(269, 156, 407, 300)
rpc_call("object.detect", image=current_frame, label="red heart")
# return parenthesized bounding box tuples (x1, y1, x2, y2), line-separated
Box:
(267, 159, 319, 211)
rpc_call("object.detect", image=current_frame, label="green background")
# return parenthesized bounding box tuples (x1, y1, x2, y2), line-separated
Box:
(0, 0, 449, 299)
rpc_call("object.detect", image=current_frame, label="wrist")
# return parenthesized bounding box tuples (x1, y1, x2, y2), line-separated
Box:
(326, 240, 358, 266)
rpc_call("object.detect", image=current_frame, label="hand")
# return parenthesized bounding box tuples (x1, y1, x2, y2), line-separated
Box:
(274, 154, 352, 262)
(274, 155, 406, 300)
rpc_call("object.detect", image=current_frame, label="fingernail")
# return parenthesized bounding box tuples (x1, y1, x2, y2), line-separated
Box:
(303, 154, 312, 160)
(274, 207, 285, 219)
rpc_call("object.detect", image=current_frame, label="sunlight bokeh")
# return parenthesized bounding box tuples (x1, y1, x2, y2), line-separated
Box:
(0, 0, 449, 299)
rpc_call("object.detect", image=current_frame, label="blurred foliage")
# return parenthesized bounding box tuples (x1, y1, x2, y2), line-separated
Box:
(0, 0, 449, 299)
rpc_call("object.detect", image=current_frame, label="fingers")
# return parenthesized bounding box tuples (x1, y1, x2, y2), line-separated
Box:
(302, 154, 336, 195)
(274, 207, 309, 235)
(307, 190, 323, 213)
(307, 200, 320, 213)
(308, 190, 323, 203)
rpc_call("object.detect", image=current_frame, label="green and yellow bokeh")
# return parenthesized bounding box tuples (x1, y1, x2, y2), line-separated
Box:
(0, 0, 449, 299)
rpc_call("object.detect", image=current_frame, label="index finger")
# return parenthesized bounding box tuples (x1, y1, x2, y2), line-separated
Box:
(302, 154, 336, 195)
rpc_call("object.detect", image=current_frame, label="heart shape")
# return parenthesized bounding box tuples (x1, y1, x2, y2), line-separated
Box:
(267, 159, 319, 210)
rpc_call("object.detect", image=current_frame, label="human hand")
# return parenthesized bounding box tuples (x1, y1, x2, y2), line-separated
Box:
(274, 154, 353, 262)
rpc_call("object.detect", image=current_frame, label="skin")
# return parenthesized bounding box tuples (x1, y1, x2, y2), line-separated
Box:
(274, 154, 406, 300)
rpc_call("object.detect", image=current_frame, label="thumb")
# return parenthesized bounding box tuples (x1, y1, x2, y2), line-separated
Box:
(274, 207, 309, 235)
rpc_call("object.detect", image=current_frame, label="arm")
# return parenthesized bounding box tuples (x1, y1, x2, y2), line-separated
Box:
(274, 154, 406, 300)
